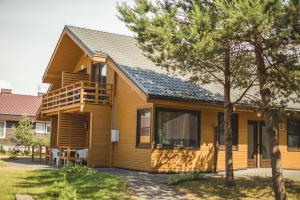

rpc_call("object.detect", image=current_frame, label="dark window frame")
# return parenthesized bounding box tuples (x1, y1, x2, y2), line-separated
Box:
(217, 112, 239, 149)
(136, 108, 152, 148)
(154, 107, 201, 149)
(287, 118, 300, 151)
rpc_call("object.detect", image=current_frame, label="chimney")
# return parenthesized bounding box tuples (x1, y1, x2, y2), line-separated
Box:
(1, 88, 12, 94)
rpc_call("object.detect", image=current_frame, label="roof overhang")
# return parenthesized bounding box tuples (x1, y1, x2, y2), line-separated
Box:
(42, 26, 107, 84)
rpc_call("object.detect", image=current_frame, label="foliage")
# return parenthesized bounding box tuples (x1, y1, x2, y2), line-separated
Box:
(10, 115, 35, 148)
(62, 163, 96, 178)
(34, 135, 49, 147)
(117, 0, 261, 186)
(166, 173, 206, 185)
(58, 174, 78, 200)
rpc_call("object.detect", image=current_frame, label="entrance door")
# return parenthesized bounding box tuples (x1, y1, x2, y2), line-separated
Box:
(248, 121, 271, 168)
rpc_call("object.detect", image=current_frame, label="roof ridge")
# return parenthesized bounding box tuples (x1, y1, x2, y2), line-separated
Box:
(66, 25, 135, 39)
(0, 93, 40, 97)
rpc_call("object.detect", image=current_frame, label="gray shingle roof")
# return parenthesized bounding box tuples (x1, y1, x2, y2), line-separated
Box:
(66, 25, 224, 103)
(66, 26, 158, 71)
(119, 65, 224, 103)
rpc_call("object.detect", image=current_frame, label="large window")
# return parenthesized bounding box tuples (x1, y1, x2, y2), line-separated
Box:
(136, 109, 151, 147)
(0, 121, 5, 139)
(155, 108, 200, 148)
(218, 113, 239, 146)
(35, 123, 46, 134)
(287, 118, 300, 149)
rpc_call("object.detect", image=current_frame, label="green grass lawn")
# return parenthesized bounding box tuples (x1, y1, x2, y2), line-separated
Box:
(176, 176, 300, 200)
(0, 160, 131, 200)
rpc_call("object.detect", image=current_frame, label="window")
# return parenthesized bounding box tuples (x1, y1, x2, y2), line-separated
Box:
(136, 109, 151, 147)
(5, 121, 19, 128)
(218, 113, 239, 146)
(0, 121, 5, 138)
(287, 118, 300, 149)
(46, 124, 51, 134)
(35, 123, 46, 134)
(155, 108, 200, 148)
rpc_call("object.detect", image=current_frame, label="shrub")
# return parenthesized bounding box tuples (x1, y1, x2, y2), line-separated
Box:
(62, 163, 96, 178)
(166, 173, 206, 185)
(8, 155, 18, 160)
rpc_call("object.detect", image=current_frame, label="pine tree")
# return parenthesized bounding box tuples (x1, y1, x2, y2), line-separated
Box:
(118, 0, 257, 186)
(218, 0, 300, 199)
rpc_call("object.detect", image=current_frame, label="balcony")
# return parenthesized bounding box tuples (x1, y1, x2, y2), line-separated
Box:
(41, 81, 113, 114)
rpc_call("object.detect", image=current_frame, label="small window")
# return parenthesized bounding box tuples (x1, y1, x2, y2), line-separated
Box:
(287, 119, 300, 149)
(36, 123, 46, 134)
(46, 124, 51, 134)
(0, 121, 6, 138)
(136, 109, 151, 147)
(155, 108, 200, 148)
(218, 113, 239, 146)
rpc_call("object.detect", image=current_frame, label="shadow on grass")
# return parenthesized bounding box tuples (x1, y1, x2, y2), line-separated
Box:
(176, 176, 300, 200)
(16, 169, 130, 199)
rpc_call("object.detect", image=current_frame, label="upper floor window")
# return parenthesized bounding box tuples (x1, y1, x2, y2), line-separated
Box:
(155, 108, 200, 148)
(136, 109, 151, 147)
(36, 123, 46, 134)
(92, 63, 107, 83)
(0, 121, 5, 138)
(287, 118, 300, 149)
(218, 113, 239, 146)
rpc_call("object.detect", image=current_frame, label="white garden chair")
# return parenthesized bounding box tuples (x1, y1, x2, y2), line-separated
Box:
(51, 148, 60, 166)
(75, 148, 88, 164)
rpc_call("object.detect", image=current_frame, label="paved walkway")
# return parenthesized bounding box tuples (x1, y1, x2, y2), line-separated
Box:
(220, 168, 300, 181)
(1, 156, 51, 169)
(97, 168, 189, 200)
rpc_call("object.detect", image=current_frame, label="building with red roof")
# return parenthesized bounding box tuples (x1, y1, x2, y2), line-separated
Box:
(0, 89, 50, 149)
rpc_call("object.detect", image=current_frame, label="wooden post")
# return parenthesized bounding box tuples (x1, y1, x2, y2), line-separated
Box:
(80, 81, 84, 104)
(31, 146, 34, 162)
(39, 145, 42, 163)
(95, 82, 99, 103)
(67, 146, 70, 165)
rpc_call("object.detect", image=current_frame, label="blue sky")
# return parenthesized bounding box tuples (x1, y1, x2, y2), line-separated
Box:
(0, 0, 133, 95)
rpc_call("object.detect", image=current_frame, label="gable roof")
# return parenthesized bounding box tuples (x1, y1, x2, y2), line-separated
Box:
(56, 26, 299, 110)
(65, 26, 224, 102)
(66, 26, 163, 72)
(0, 93, 42, 116)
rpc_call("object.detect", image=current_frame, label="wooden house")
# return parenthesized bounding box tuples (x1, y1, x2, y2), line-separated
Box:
(38, 26, 300, 172)
(0, 89, 50, 150)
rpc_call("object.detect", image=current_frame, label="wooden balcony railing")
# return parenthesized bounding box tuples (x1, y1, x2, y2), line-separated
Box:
(41, 81, 112, 112)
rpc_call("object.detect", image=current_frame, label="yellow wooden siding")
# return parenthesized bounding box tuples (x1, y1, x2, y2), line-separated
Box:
(73, 54, 91, 72)
(57, 113, 88, 148)
(279, 119, 300, 169)
(50, 116, 58, 147)
(83, 104, 112, 167)
(112, 71, 152, 171)
(61, 71, 89, 87)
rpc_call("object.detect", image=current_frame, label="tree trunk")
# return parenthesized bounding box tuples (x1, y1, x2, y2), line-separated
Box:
(224, 43, 235, 186)
(254, 30, 287, 200)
